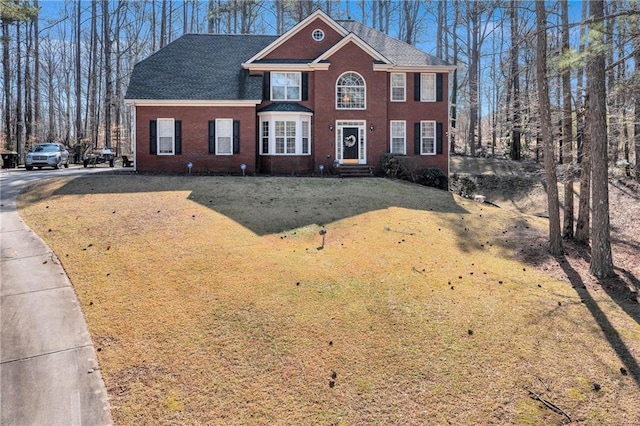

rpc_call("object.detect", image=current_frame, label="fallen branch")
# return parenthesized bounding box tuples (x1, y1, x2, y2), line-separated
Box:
(528, 390, 571, 422)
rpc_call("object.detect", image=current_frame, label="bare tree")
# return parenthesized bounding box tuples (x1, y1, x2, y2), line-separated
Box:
(508, 0, 521, 161)
(635, 12, 640, 183)
(398, 0, 421, 45)
(560, 0, 574, 239)
(103, 0, 112, 149)
(587, 0, 614, 278)
(575, 0, 590, 245)
(535, 0, 563, 255)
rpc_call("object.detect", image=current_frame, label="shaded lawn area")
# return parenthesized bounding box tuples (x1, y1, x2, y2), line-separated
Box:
(17, 176, 640, 425)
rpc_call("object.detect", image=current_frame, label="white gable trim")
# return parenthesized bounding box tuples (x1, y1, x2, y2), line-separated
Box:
(313, 33, 392, 65)
(243, 62, 330, 71)
(125, 99, 262, 107)
(373, 64, 457, 72)
(244, 10, 348, 65)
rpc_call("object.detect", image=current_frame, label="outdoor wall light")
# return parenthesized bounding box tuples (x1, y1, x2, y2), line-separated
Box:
(187, 162, 193, 174)
(240, 163, 247, 176)
(370, 124, 374, 132)
(329, 124, 334, 131)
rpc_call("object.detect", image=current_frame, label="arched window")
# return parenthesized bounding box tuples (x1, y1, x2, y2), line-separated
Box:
(336, 72, 366, 109)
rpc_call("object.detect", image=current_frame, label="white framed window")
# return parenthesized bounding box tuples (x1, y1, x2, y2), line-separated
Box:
(275, 121, 296, 154)
(336, 72, 366, 109)
(420, 73, 436, 102)
(390, 121, 406, 154)
(421, 120, 436, 155)
(261, 121, 269, 154)
(216, 119, 233, 155)
(312, 29, 325, 41)
(302, 120, 310, 154)
(157, 118, 175, 155)
(390, 73, 406, 102)
(271, 72, 301, 101)
(258, 113, 312, 155)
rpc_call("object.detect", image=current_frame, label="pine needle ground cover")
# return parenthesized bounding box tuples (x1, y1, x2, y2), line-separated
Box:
(17, 176, 640, 425)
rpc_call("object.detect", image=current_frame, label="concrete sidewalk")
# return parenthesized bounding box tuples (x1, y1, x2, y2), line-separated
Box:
(1, 171, 112, 425)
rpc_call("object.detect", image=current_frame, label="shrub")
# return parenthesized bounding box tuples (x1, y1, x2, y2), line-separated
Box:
(381, 154, 448, 190)
(416, 168, 449, 190)
(457, 176, 477, 198)
(381, 153, 405, 178)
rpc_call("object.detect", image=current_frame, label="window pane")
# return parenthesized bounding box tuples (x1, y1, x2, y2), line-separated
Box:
(302, 121, 310, 154)
(216, 119, 233, 154)
(421, 73, 436, 102)
(391, 73, 405, 102)
(271, 72, 301, 101)
(262, 121, 269, 154)
(337, 72, 365, 109)
(159, 137, 173, 154)
(391, 122, 405, 154)
(157, 119, 174, 154)
(421, 122, 435, 154)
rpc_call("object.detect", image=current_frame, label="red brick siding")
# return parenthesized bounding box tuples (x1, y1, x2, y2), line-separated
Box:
(264, 19, 344, 60)
(135, 106, 257, 174)
(388, 72, 450, 175)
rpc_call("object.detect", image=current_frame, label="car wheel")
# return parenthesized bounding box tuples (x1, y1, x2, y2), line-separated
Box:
(54, 164, 59, 169)
(26, 166, 33, 170)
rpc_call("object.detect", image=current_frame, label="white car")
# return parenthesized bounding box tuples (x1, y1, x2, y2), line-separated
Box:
(25, 143, 70, 170)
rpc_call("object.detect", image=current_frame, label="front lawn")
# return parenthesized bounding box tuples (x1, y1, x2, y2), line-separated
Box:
(18, 176, 640, 425)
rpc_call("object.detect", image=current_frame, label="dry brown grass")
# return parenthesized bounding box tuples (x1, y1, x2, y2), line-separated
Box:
(17, 176, 640, 425)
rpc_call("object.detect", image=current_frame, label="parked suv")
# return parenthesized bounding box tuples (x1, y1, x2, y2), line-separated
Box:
(25, 143, 70, 170)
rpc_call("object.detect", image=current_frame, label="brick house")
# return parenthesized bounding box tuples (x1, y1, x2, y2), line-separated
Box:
(125, 10, 454, 176)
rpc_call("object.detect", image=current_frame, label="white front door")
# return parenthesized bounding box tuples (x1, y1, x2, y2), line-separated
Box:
(336, 121, 366, 164)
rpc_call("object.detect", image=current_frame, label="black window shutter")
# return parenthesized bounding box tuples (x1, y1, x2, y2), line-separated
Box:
(436, 122, 443, 154)
(174, 120, 182, 154)
(263, 71, 270, 100)
(233, 120, 240, 154)
(208, 121, 216, 154)
(150, 120, 157, 154)
(414, 73, 420, 101)
(414, 123, 421, 154)
(436, 73, 443, 102)
(302, 72, 308, 101)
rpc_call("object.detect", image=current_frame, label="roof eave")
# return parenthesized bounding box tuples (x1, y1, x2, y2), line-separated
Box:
(124, 99, 262, 107)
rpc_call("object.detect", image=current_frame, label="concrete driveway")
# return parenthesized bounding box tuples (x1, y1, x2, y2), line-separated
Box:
(1, 166, 114, 425)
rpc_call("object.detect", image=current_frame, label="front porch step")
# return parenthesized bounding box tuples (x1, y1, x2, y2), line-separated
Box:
(339, 164, 374, 178)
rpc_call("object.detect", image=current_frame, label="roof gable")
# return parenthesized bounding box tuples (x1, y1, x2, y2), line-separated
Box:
(312, 33, 391, 65)
(244, 10, 347, 65)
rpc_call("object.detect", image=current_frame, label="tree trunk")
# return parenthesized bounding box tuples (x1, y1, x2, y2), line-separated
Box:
(535, 0, 563, 255)
(561, 0, 574, 239)
(575, 0, 590, 244)
(75, 0, 82, 150)
(2, 18, 13, 150)
(509, 0, 521, 161)
(103, 0, 112, 149)
(635, 13, 640, 183)
(88, 0, 98, 149)
(449, 0, 459, 155)
(587, 0, 615, 278)
(467, 3, 479, 156)
(16, 19, 23, 155)
(33, 0, 39, 145)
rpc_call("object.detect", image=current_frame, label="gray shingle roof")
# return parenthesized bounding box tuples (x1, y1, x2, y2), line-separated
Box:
(337, 20, 451, 67)
(258, 102, 314, 113)
(125, 34, 277, 101)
